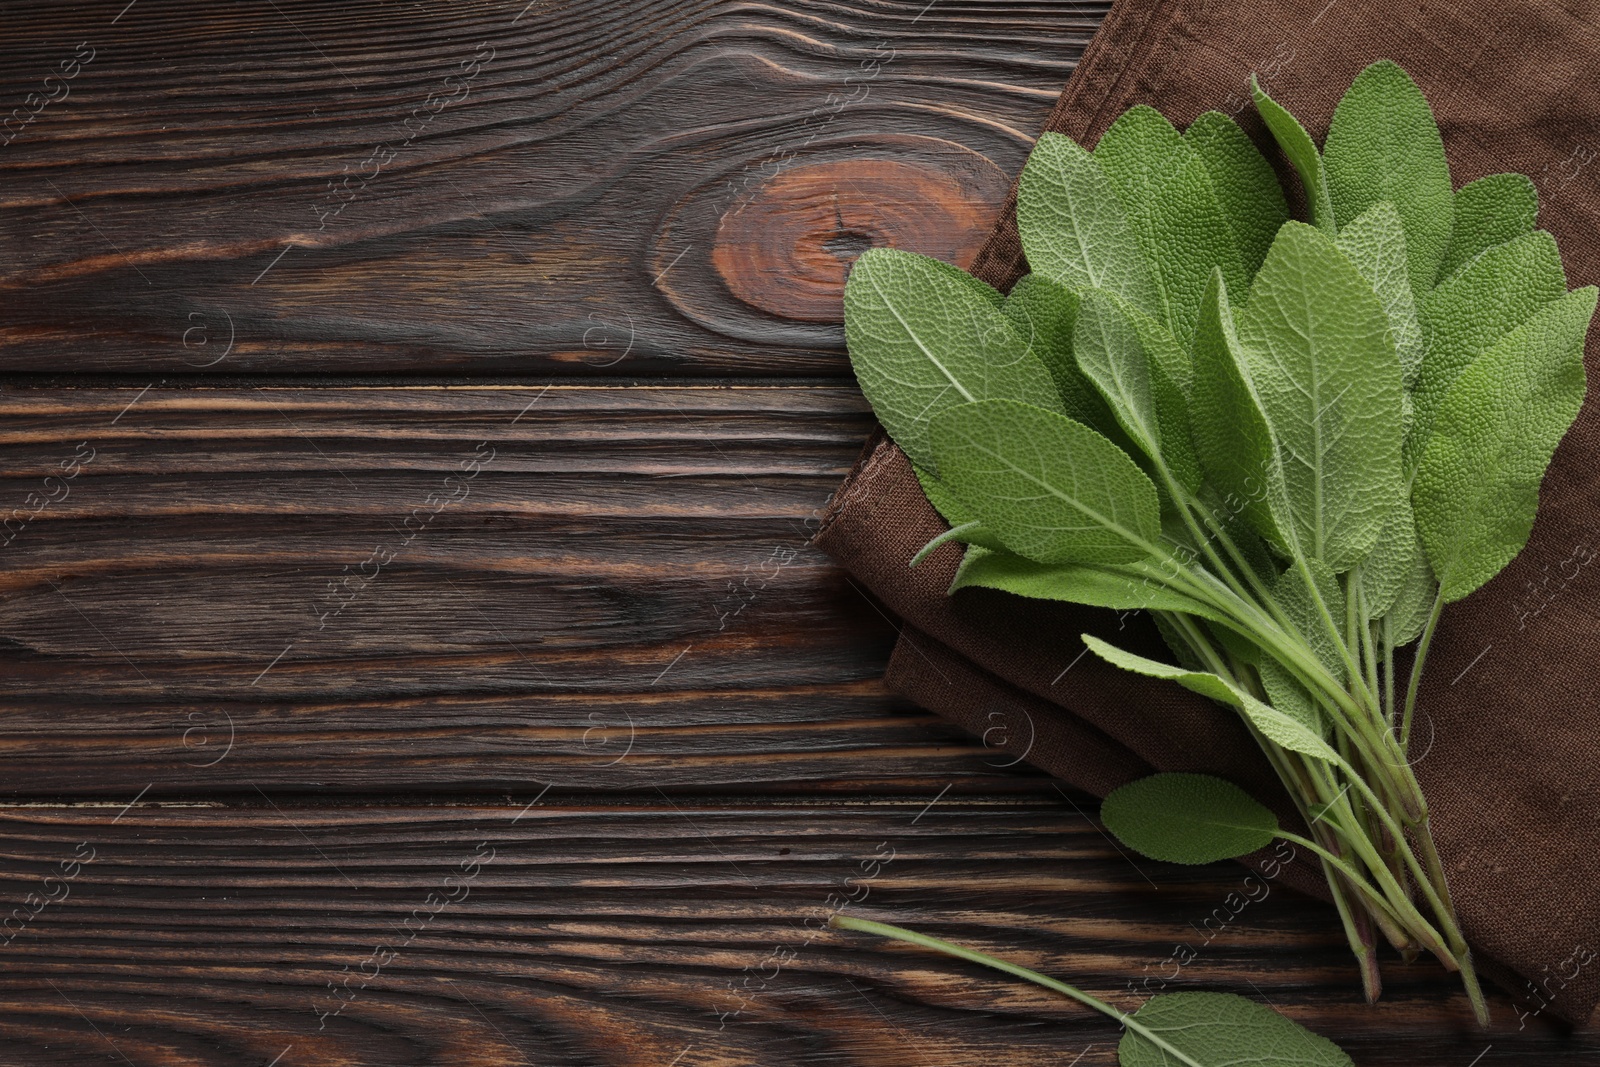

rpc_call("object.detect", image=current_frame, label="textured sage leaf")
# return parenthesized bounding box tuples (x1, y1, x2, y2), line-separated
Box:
(1237, 222, 1403, 569)
(1184, 110, 1291, 278)
(1017, 132, 1162, 316)
(951, 545, 1221, 618)
(1382, 547, 1439, 645)
(929, 399, 1162, 565)
(1239, 689, 1340, 764)
(1189, 271, 1291, 552)
(1001, 275, 1102, 419)
(1085, 631, 1335, 762)
(1336, 201, 1425, 386)
(1323, 61, 1454, 294)
(1409, 231, 1569, 470)
(1072, 287, 1205, 492)
(1100, 772, 1278, 865)
(1355, 498, 1421, 620)
(1440, 172, 1539, 281)
(1257, 656, 1324, 737)
(843, 248, 1064, 472)
(1275, 560, 1347, 677)
(1251, 77, 1336, 232)
(1120, 992, 1354, 1067)
(914, 462, 978, 527)
(1094, 105, 1250, 344)
(1152, 612, 1209, 672)
(1414, 287, 1597, 602)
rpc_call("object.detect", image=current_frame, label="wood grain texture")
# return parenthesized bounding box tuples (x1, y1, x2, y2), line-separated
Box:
(0, 0, 1101, 374)
(0, 383, 1048, 795)
(1, 798, 1594, 1066)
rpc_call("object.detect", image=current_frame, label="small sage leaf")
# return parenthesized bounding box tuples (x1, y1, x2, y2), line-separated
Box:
(1119, 991, 1354, 1067)
(1335, 201, 1425, 386)
(1440, 172, 1539, 281)
(1251, 77, 1336, 232)
(951, 546, 1222, 619)
(844, 248, 1063, 473)
(1100, 772, 1279, 865)
(1414, 287, 1597, 602)
(1409, 230, 1568, 470)
(929, 399, 1162, 565)
(1189, 270, 1291, 553)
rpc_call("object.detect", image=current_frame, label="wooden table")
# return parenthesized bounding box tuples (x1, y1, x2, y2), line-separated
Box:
(0, 2, 1594, 1063)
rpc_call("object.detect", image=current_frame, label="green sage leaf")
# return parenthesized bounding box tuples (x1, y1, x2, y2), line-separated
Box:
(1413, 287, 1597, 602)
(1275, 560, 1347, 677)
(1440, 172, 1539, 281)
(1184, 109, 1291, 278)
(1189, 270, 1291, 552)
(843, 248, 1064, 472)
(1001, 275, 1107, 422)
(1355, 498, 1421, 620)
(1251, 77, 1336, 232)
(1100, 772, 1278, 865)
(1382, 548, 1439, 646)
(1094, 105, 1250, 344)
(1335, 201, 1425, 386)
(1323, 60, 1454, 294)
(1237, 223, 1404, 569)
(951, 545, 1221, 618)
(1257, 656, 1324, 738)
(1409, 231, 1569, 469)
(1120, 991, 1354, 1067)
(1017, 132, 1162, 316)
(929, 399, 1162, 565)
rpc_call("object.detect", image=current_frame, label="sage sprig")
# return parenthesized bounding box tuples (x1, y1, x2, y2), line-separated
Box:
(843, 60, 1597, 1027)
(830, 915, 1353, 1066)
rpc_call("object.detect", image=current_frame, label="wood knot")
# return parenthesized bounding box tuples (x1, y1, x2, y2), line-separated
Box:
(712, 158, 1005, 323)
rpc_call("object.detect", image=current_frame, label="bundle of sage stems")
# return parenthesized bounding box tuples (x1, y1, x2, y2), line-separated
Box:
(843, 60, 1597, 1028)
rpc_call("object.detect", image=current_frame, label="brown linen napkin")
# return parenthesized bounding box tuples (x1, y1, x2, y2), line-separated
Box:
(815, 0, 1600, 1023)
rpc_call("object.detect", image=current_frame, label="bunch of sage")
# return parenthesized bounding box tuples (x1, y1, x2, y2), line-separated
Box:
(842, 59, 1596, 1026)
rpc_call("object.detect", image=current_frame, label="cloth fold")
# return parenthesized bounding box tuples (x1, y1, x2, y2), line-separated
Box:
(815, 0, 1600, 1024)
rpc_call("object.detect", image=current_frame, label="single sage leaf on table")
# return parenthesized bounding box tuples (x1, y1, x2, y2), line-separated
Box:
(1251, 77, 1336, 232)
(1237, 222, 1403, 569)
(928, 399, 1161, 565)
(1100, 772, 1278, 864)
(843, 247, 1063, 473)
(1335, 200, 1425, 385)
(1408, 230, 1568, 470)
(950, 544, 1223, 619)
(1183, 109, 1291, 278)
(1017, 132, 1163, 317)
(1094, 104, 1250, 344)
(1414, 286, 1597, 602)
(1439, 171, 1539, 281)
(1323, 60, 1454, 294)
(1120, 991, 1354, 1067)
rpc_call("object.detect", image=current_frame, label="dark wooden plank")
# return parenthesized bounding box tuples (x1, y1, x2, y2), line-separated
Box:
(0, 0, 1104, 375)
(0, 383, 1067, 795)
(0, 797, 1591, 1066)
